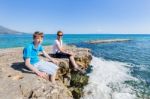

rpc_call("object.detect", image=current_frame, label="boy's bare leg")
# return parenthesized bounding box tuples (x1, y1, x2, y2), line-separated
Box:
(49, 73, 56, 84)
(45, 74, 49, 80)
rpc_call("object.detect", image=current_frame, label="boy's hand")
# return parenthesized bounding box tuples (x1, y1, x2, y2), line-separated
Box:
(36, 71, 47, 78)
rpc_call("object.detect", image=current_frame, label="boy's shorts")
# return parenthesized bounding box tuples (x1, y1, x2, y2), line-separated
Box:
(33, 60, 58, 75)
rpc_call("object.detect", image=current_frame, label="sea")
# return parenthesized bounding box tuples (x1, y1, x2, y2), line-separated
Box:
(0, 34, 150, 99)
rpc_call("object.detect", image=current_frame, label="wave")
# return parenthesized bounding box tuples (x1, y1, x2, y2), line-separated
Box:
(81, 56, 138, 99)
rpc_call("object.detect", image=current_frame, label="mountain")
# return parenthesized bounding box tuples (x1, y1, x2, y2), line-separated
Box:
(0, 25, 22, 34)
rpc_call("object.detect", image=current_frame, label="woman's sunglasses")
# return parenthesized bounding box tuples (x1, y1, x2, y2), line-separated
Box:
(57, 34, 63, 36)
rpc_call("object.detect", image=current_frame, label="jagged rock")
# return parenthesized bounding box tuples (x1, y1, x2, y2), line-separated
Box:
(0, 46, 92, 99)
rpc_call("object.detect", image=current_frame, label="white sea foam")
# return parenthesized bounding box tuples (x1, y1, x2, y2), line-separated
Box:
(81, 56, 138, 99)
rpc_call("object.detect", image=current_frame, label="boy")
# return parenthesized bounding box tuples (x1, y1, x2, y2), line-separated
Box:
(23, 31, 58, 83)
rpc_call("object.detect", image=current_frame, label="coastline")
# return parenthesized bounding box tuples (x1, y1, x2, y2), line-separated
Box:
(1, 37, 150, 99)
(0, 45, 92, 99)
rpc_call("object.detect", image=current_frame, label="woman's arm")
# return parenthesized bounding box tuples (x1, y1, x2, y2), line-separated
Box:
(56, 42, 66, 53)
(56, 41, 74, 55)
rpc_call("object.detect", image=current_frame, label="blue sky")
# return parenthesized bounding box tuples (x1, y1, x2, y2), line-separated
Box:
(0, 0, 149, 34)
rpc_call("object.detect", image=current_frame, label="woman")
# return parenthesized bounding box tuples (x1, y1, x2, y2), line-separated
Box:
(52, 31, 85, 73)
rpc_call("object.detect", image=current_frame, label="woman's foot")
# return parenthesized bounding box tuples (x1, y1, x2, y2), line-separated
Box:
(75, 67, 86, 74)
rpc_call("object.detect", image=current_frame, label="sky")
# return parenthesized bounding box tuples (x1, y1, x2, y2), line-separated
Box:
(0, 0, 149, 34)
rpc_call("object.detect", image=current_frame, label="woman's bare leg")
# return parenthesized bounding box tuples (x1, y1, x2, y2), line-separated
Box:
(69, 56, 85, 73)
(69, 55, 78, 68)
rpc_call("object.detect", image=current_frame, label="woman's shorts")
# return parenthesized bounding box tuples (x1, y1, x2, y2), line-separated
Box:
(53, 52, 71, 58)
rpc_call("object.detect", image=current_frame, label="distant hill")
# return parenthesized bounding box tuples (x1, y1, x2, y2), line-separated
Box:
(0, 25, 23, 34)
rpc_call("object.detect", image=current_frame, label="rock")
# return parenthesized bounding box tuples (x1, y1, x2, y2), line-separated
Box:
(72, 87, 83, 99)
(70, 71, 89, 87)
(86, 39, 131, 44)
(12, 74, 24, 80)
(70, 70, 89, 99)
(0, 45, 92, 99)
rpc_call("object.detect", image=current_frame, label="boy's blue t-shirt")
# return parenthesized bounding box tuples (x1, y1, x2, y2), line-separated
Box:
(23, 42, 44, 65)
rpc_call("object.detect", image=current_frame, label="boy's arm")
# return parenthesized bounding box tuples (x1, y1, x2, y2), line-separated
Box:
(25, 58, 47, 78)
(42, 50, 58, 65)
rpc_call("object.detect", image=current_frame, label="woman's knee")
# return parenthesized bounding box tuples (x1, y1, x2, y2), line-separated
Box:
(69, 55, 74, 59)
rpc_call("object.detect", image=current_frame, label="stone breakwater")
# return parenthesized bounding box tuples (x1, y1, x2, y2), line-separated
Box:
(86, 39, 131, 44)
(0, 45, 92, 99)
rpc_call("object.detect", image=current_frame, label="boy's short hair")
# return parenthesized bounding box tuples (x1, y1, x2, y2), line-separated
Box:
(33, 31, 44, 39)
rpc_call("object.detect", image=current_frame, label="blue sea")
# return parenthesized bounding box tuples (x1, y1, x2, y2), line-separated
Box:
(0, 34, 150, 99)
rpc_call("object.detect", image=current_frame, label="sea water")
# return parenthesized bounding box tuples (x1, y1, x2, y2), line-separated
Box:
(0, 34, 150, 99)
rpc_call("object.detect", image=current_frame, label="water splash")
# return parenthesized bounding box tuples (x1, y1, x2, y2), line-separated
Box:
(81, 56, 138, 99)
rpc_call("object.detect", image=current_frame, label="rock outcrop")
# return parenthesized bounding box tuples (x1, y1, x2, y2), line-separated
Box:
(0, 46, 92, 99)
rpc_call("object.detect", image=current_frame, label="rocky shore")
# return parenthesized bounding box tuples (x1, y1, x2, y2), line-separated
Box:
(0, 46, 92, 99)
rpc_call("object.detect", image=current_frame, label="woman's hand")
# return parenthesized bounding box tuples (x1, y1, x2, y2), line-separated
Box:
(67, 51, 75, 56)
(52, 59, 59, 65)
